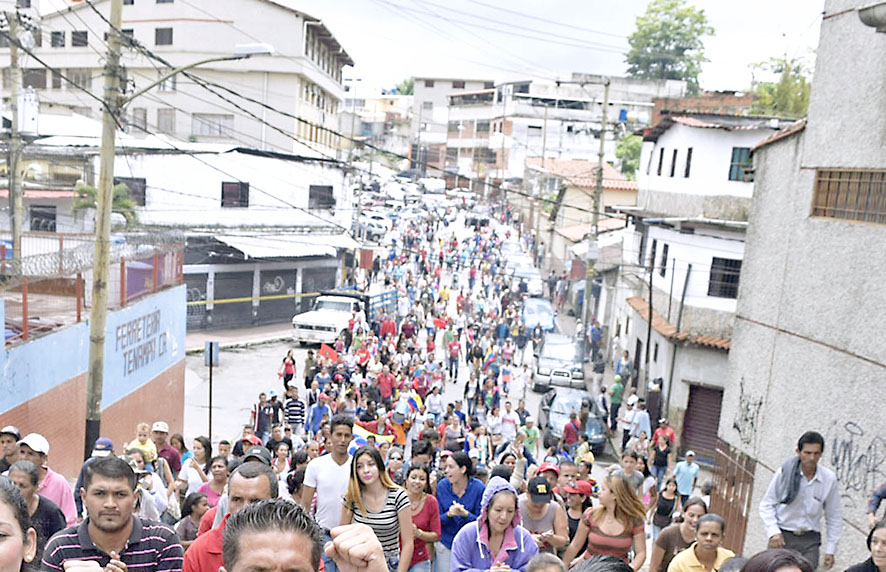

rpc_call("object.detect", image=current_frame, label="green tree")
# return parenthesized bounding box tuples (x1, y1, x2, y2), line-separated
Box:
(73, 183, 139, 227)
(625, 0, 714, 92)
(750, 57, 811, 118)
(616, 135, 643, 180)
(395, 77, 414, 95)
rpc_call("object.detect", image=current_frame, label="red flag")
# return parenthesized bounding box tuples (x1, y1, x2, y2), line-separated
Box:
(433, 317, 447, 330)
(318, 343, 338, 363)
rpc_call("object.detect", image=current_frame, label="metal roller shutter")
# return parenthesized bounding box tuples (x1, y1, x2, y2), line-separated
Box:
(681, 385, 723, 463)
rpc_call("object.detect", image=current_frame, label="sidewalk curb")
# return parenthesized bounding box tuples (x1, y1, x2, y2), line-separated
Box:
(185, 334, 292, 355)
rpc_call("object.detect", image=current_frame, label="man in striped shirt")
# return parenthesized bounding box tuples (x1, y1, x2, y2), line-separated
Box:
(42, 455, 183, 571)
(284, 386, 307, 437)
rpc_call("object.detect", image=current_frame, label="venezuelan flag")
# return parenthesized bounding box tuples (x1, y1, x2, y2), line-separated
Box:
(353, 424, 395, 444)
(407, 392, 423, 412)
(482, 347, 495, 371)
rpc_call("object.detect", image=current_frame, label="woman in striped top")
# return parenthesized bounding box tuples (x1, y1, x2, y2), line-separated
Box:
(342, 446, 413, 572)
(562, 473, 647, 570)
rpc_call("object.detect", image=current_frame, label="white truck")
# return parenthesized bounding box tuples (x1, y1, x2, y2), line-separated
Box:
(291, 290, 398, 345)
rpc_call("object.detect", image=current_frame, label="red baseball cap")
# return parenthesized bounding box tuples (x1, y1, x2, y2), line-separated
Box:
(562, 480, 593, 496)
(537, 462, 560, 475)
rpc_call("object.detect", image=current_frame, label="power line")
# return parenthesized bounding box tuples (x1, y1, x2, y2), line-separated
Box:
(466, 0, 628, 40)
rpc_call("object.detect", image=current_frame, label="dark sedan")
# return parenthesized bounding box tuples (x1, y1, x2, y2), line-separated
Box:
(537, 388, 607, 455)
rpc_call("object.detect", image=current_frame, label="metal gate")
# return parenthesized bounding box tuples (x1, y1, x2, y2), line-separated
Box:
(710, 439, 756, 554)
(681, 384, 723, 463)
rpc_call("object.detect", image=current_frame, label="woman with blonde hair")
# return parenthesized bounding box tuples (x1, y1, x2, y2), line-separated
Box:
(562, 473, 647, 570)
(341, 445, 413, 572)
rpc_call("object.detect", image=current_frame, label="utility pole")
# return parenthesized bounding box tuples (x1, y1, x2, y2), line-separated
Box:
(7, 12, 22, 263)
(414, 103, 423, 173)
(540, 105, 548, 168)
(582, 79, 610, 349)
(84, 0, 123, 459)
(499, 114, 507, 206)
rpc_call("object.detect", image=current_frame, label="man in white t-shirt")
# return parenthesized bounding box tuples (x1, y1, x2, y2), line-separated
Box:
(301, 415, 354, 572)
(500, 401, 520, 442)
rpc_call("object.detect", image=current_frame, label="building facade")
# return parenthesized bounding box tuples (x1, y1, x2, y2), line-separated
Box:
(2, 0, 351, 157)
(714, 0, 886, 561)
(610, 112, 792, 461)
(411, 76, 493, 176)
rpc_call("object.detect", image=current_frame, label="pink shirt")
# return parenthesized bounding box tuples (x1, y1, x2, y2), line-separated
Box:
(39, 466, 77, 525)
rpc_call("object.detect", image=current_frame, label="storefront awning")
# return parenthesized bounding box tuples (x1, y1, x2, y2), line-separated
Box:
(214, 232, 358, 259)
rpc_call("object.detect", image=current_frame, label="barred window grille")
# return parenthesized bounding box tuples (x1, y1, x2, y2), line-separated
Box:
(812, 169, 886, 224)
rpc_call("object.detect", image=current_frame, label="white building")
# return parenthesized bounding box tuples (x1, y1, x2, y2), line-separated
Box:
(445, 76, 687, 194)
(411, 77, 494, 176)
(611, 113, 794, 461)
(2, 0, 352, 157)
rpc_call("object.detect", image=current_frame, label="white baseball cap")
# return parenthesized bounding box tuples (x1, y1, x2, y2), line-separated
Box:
(151, 421, 169, 433)
(18, 433, 50, 455)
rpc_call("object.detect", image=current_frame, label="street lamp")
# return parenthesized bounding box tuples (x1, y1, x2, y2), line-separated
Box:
(83, 2, 274, 459)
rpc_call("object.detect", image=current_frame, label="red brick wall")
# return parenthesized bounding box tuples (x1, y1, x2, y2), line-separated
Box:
(0, 360, 185, 479)
(652, 92, 756, 125)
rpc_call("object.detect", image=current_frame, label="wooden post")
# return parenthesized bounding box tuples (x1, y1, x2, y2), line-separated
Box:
(21, 280, 28, 341)
(76, 272, 82, 323)
(152, 251, 159, 293)
(120, 259, 126, 307)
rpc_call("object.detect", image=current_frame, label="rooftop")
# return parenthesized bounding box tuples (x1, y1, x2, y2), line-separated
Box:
(626, 296, 731, 350)
(525, 158, 638, 192)
(643, 113, 796, 142)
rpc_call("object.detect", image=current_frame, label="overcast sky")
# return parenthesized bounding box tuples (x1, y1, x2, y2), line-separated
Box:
(294, 0, 825, 91)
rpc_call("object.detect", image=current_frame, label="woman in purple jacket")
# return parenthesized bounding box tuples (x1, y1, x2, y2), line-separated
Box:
(450, 476, 538, 572)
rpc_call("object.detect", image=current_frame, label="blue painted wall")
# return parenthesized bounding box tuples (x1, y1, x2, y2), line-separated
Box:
(0, 285, 186, 413)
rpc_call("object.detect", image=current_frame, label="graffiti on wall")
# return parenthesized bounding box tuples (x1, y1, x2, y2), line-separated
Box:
(826, 420, 886, 510)
(732, 379, 764, 445)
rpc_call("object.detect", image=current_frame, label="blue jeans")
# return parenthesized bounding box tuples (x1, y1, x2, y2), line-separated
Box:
(409, 560, 431, 572)
(322, 531, 339, 572)
(651, 464, 667, 486)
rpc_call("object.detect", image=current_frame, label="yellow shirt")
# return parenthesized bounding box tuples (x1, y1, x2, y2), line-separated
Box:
(667, 543, 735, 572)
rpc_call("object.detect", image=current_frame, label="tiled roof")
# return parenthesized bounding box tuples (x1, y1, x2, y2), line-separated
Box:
(525, 158, 638, 192)
(643, 113, 794, 142)
(752, 118, 807, 151)
(626, 296, 731, 351)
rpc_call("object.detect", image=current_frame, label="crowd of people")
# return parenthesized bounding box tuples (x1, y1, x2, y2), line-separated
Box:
(0, 205, 882, 572)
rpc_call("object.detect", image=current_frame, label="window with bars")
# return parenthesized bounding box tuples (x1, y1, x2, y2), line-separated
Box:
(728, 147, 752, 181)
(129, 108, 147, 132)
(192, 113, 233, 137)
(71, 30, 88, 47)
(67, 68, 92, 91)
(476, 120, 490, 133)
(115, 177, 147, 206)
(50, 31, 64, 47)
(155, 27, 173, 45)
(158, 108, 175, 133)
(708, 257, 742, 299)
(221, 182, 249, 208)
(158, 69, 177, 91)
(22, 69, 46, 89)
(811, 169, 886, 224)
(308, 185, 335, 209)
(423, 80, 434, 88)
(452, 80, 465, 89)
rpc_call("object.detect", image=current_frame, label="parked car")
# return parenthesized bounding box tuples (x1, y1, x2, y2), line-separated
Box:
(512, 267, 545, 297)
(362, 211, 393, 233)
(358, 216, 387, 240)
(465, 204, 491, 227)
(532, 333, 584, 391)
(537, 388, 607, 455)
(522, 297, 556, 332)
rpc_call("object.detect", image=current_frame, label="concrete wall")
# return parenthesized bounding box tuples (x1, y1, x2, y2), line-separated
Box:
(0, 286, 187, 478)
(717, 1, 886, 562)
(113, 151, 351, 229)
